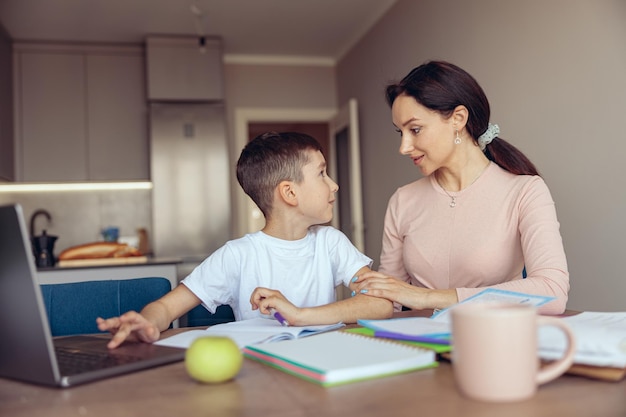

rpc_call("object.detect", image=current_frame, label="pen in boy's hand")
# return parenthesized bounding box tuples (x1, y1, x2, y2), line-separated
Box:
(270, 308, 289, 326)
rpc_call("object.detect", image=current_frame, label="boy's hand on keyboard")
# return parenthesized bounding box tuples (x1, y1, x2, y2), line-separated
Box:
(96, 312, 161, 349)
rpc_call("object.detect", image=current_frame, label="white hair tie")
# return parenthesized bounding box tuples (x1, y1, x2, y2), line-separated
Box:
(478, 123, 499, 151)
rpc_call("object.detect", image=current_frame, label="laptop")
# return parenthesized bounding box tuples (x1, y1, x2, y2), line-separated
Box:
(0, 203, 185, 387)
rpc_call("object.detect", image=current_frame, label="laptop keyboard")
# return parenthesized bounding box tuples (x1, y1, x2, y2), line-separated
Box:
(55, 346, 143, 375)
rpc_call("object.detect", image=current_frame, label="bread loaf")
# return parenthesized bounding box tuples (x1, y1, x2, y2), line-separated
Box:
(58, 242, 142, 260)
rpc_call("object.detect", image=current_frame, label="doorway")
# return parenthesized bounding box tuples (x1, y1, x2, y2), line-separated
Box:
(246, 122, 330, 232)
(248, 123, 330, 160)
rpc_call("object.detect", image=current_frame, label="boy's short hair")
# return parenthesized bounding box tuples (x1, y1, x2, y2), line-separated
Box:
(236, 131, 323, 217)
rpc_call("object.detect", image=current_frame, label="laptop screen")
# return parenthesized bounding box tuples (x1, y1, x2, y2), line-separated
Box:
(0, 204, 61, 385)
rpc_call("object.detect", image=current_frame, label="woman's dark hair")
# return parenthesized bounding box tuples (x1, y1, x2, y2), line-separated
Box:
(386, 61, 538, 176)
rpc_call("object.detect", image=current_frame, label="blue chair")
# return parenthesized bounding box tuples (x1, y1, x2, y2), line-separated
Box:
(40, 277, 172, 336)
(183, 304, 235, 327)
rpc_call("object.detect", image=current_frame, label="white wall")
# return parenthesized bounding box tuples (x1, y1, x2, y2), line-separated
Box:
(337, 0, 626, 312)
(0, 190, 152, 253)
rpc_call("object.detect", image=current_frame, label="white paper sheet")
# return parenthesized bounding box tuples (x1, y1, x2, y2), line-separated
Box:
(538, 311, 626, 368)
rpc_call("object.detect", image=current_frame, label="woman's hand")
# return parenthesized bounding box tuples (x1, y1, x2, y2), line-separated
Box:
(96, 311, 161, 349)
(353, 271, 458, 310)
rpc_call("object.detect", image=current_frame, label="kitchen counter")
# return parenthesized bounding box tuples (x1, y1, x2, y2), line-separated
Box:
(36, 257, 182, 292)
(37, 256, 182, 271)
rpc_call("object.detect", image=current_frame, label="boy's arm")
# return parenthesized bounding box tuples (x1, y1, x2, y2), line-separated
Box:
(298, 291, 394, 325)
(97, 284, 201, 348)
(300, 265, 393, 324)
(251, 266, 394, 326)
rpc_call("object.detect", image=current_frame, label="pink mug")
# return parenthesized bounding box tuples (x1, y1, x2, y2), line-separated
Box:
(450, 303, 576, 402)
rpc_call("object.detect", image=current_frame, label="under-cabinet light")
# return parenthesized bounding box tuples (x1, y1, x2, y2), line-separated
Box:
(0, 181, 153, 192)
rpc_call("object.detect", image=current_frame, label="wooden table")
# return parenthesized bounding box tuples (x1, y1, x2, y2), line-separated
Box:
(1, 315, 625, 417)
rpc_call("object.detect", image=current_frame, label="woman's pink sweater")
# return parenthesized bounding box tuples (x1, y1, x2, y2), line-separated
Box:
(379, 163, 569, 314)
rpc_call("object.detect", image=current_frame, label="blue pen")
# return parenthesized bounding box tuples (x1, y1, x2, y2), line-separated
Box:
(270, 308, 289, 326)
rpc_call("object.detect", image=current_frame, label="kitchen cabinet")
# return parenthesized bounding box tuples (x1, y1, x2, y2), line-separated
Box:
(86, 53, 148, 180)
(16, 50, 86, 181)
(146, 36, 224, 101)
(13, 43, 148, 181)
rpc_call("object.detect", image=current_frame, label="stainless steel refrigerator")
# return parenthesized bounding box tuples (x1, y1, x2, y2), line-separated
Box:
(149, 102, 231, 281)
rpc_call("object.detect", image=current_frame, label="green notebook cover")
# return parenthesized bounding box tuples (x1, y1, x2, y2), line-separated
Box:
(345, 327, 452, 354)
(243, 330, 438, 387)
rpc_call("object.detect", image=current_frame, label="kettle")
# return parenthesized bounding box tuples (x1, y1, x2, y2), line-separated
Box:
(30, 209, 58, 267)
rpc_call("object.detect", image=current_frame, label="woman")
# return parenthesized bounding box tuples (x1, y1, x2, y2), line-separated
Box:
(355, 61, 569, 314)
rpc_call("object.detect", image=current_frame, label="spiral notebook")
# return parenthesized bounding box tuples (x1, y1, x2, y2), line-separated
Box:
(242, 330, 437, 387)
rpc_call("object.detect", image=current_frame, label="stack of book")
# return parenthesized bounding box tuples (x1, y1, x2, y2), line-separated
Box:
(357, 290, 626, 382)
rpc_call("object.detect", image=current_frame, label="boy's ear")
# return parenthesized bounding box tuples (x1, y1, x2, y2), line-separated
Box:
(278, 180, 298, 206)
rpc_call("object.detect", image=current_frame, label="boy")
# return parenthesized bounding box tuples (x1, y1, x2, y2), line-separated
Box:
(98, 132, 393, 349)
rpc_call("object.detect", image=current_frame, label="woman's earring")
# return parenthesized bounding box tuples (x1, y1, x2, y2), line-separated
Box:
(454, 130, 462, 145)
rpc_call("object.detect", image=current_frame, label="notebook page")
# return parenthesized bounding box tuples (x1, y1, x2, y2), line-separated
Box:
(156, 318, 344, 349)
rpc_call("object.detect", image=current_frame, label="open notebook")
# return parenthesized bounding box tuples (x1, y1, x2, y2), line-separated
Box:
(156, 317, 345, 349)
(243, 330, 437, 387)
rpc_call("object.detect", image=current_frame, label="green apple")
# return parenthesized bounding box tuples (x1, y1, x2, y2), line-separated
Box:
(185, 336, 243, 383)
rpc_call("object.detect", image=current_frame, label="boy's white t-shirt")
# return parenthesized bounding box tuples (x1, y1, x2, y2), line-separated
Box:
(181, 225, 372, 321)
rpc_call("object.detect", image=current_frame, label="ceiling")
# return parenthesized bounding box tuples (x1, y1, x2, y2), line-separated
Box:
(0, 0, 397, 63)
